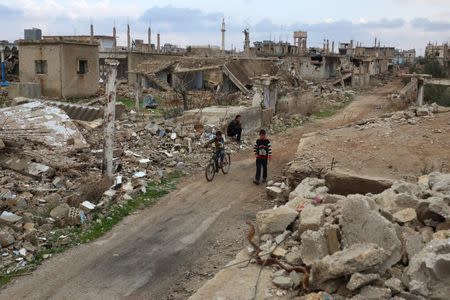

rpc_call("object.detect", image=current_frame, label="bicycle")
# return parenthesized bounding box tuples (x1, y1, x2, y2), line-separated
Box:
(205, 151, 231, 182)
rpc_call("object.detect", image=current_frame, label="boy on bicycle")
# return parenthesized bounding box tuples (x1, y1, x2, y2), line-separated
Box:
(205, 131, 225, 172)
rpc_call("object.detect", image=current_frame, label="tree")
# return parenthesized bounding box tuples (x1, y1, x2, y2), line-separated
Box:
(423, 59, 447, 78)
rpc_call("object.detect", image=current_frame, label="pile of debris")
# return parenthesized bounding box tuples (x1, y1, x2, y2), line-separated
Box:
(356, 103, 449, 127)
(0, 101, 251, 276)
(249, 172, 450, 299)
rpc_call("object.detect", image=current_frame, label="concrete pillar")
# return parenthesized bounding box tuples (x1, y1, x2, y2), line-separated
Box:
(90, 24, 94, 44)
(350, 40, 354, 49)
(148, 27, 151, 52)
(326, 40, 330, 54)
(103, 59, 119, 179)
(135, 74, 140, 112)
(332, 41, 335, 54)
(417, 78, 424, 106)
(113, 26, 117, 51)
(157, 33, 161, 53)
(127, 24, 131, 51)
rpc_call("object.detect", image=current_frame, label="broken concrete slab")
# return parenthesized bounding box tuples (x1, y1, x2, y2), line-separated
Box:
(0, 101, 89, 149)
(346, 273, 380, 291)
(356, 285, 392, 299)
(405, 239, 450, 300)
(0, 211, 23, 224)
(49, 203, 70, 221)
(289, 177, 326, 200)
(311, 243, 388, 284)
(188, 249, 296, 300)
(300, 229, 329, 266)
(416, 196, 450, 227)
(299, 204, 325, 233)
(256, 206, 298, 235)
(272, 275, 293, 289)
(341, 197, 402, 269)
(0, 157, 55, 178)
(385, 278, 405, 294)
(393, 208, 417, 224)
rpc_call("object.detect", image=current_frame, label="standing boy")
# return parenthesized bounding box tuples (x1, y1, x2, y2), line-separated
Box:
(253, 129, 272, 185)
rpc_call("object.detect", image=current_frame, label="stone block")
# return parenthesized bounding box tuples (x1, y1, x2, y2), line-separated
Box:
(346, 273, 380, 291)
(299, 204, 325, 233)
(256, 206, 298, 235)
(300, 229, 328, 266)
(311, 243, 387, 284)
(341, 197, 401, 269)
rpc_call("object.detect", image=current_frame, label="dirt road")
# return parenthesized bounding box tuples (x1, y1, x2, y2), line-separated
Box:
(0, 80, 403, 300)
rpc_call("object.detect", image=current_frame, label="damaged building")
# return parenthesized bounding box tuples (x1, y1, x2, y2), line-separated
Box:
(17, 39, 99, 98)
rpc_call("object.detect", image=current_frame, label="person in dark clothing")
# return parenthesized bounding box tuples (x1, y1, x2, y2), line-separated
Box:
(227, 115, 242, 143)
(205, 131, 225, 172)
(253, 129, 272, 185)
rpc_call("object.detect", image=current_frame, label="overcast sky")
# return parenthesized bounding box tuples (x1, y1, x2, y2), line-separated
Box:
(2, 0, 450, 54)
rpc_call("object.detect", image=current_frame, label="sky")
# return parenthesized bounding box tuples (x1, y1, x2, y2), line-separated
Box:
(2, 0, 450, 54)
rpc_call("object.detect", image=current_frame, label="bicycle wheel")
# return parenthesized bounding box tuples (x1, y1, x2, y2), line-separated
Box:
(205, 161, 216, 181)
(221, 154, 231, 174)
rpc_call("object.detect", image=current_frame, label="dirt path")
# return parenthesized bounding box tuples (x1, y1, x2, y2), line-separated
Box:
(0, 80, 403, 300)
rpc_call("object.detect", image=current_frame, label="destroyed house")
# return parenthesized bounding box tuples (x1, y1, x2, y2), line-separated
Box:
(132, 57, 279, 95)
(18, 39, 99, 98)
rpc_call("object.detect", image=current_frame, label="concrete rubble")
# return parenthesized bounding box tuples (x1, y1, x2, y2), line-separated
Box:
(196, 171, 450, 299)
(0, 96, 255, 276)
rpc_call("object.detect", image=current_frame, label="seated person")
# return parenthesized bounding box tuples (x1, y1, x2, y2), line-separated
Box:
(227, 115, 242, 143)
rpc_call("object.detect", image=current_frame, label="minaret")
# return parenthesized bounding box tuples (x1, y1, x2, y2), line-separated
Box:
(90, 23, 94, 44)
(221, 18, 226, 51)
(243, 29, 250, 55)
(148, 26, 152, 52)
(113, 25, 117, 51)
(157, 33, 161, 53)
(127, 23, 131, 51)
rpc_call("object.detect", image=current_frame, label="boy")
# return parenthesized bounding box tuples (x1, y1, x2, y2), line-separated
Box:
(205, 131, 225, 172)
(253, 129, 272, 185)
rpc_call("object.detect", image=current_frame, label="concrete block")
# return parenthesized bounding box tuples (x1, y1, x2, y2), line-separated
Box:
(299, 204, 325, 233)
(256, 206, 298, 235)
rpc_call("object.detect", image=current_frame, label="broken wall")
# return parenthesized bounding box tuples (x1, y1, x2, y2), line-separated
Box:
(277, 90, 316, 116)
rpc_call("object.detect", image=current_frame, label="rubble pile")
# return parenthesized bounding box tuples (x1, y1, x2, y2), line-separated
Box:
(289, 102, 450, 185)
(248, 172, 450, 299)
(0, 101, 251, 276)
(356, 103, 449, 127)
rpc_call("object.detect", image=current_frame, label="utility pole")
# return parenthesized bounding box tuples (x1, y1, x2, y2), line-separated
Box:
(103, 59, 119, 179)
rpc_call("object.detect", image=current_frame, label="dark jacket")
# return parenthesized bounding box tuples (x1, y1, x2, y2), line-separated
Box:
(227, 120, 241, 136)
(254, 139, 272, 159)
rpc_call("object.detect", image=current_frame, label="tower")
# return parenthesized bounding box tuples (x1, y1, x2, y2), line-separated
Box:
(221, 18, 226, 51)
(157, 33, 161, 53)
(113, 25, 117, 51)
(90, 23, 94, 44)
(148, 26, 152, 52)
(127, 23, 131, 51)
(243, 29, 250, 55)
